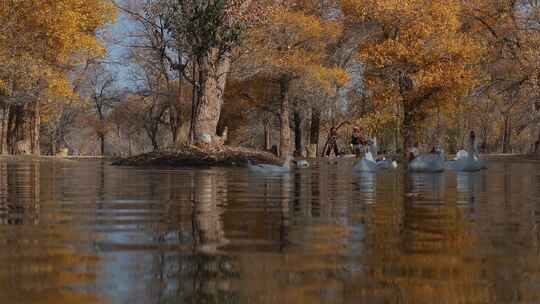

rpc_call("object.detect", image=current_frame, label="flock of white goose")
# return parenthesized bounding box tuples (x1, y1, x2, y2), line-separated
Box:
(247, 138, 487, 174)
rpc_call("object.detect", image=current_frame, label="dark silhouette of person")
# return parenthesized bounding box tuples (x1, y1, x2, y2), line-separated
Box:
(351, 126, 367, 157)
(325, 126, 340, 157)
(469, 130, 476, 155)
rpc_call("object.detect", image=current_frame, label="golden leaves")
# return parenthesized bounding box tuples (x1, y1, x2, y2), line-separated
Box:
(242, 0, 347, 94)
(0, 0, 117, 108)
(305, 65, 349, 92)
(353, 0, 484, 114)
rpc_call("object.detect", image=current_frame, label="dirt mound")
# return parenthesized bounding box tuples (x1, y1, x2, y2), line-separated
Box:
(112, 145, 280, 167)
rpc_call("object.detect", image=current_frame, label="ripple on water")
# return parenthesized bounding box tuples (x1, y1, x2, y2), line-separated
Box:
(0, 158, 540, 303)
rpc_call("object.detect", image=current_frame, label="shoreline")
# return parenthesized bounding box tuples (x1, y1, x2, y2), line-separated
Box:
(0, 152, 538, 166)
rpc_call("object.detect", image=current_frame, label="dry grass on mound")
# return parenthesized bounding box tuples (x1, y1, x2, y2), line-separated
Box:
(112, 145, 281, 167)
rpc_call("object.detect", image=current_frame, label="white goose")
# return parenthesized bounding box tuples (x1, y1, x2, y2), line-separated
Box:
(353, 138, 398, 172)
(247, 156, 292, 173)
(409, 148, 446, 173)
(376, 157, 399, 170)
(446, 150, 487, 172)
(353, 150, 378, 172)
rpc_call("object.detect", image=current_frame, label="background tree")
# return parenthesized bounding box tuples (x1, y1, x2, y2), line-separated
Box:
(237, 1, 348, 157)
(85, 64, 119, 156)
(462, 0, 540, 153)
(344, 0, 485, 156)
(0, 0, 116, 154)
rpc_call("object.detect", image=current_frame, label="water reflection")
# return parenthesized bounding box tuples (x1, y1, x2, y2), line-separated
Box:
(0, 160, 100, 304)
(455, 172, 485, 205)
(353, 171, 377, 204)
(408, 172, 446, 199)
(0, 159, 539, 303)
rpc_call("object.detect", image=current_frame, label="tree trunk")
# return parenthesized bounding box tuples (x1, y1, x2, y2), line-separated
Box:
(502, 115, 511, 153)
(7, 104, 26, 154)
(170, 78, 183, 145)
(6, 105, 17, 154)
(151, 136, 159, 151)
(394, 102, 400, 153)
(0, 105, 7, 155)
(279, 76, 291, 158)
(192, 50, 231, 147)
(99, 133, 105, 156)
(309, 107, 320, 158)
(30, 101, 40, 155)
(169, 104, 180, 145)
(402, 102, 414, 160)
(145, 124, 160, 152)
(50, 129, 57, 155)
(293, 110, 302, 157)
(188, 59, 198, 145)
(400, 87, 441, 159)
(128, 133, 132, 157)
(264, 120, 271, 150)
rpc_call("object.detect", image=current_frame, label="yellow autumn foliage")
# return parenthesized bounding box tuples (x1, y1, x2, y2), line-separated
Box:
(245, 2, 348, 91)
(0, 0, 116, 100)
(344, 0, 485, 149)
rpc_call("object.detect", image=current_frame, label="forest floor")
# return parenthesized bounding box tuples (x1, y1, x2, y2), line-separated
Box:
(111, 145, 281, 167)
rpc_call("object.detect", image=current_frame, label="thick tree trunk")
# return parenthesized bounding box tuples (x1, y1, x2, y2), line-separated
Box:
(192, 50, 231, 147)
(401, 87, 441, 159)
(7, 104, 29, 154)
(293, 110, 302, 157)
(309, 107, 320, 158)
(279, 76, 291, 158)
(6, 104, 18, 154)
(0, 102, 42, 155)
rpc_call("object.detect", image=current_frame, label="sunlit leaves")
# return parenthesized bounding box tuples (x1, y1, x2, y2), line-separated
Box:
(242, 2, 348, 92)
(0, 0, 116, 103)
(348, 0, 485, 144)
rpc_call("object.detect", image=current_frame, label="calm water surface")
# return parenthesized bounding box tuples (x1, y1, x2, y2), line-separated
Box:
(1, 158, 540, 304)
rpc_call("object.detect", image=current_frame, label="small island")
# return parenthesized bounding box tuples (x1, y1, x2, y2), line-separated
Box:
(112, 145, 280, 167)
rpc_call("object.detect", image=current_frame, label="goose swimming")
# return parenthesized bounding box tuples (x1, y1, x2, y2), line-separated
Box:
(352, 138, 398, 172)
(446, 150, 487, 172)
(409, 149, 446, 173)
(353, 151, 378, 172)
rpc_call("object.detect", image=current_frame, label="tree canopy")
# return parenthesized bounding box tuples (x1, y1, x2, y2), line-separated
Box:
(2, 0, 540, 156)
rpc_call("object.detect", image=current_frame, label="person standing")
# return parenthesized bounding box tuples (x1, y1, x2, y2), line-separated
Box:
(325, 126, 340, 157)
(468, 130, 477, 155)
(351, 126, 367, 158)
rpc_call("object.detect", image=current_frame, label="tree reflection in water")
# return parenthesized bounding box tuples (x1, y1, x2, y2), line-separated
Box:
(0, 160, 101, 304)
(1, 159, 540, 303)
